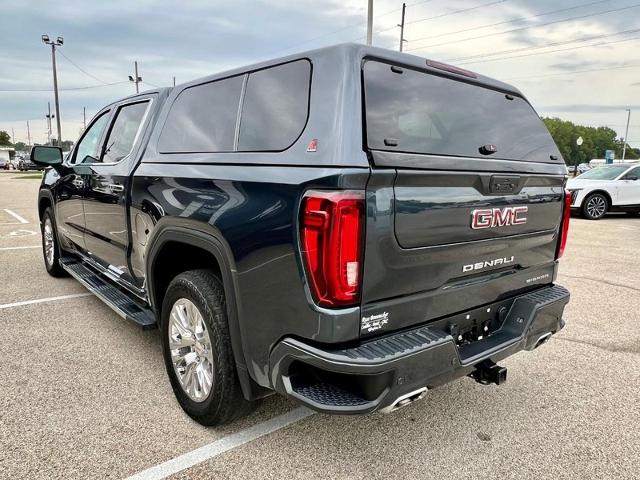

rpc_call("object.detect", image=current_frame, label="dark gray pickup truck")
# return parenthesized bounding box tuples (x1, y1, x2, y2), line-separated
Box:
(32, 43, 571, 425)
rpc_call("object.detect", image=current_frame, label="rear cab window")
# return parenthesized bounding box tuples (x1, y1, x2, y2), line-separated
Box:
(362, 60, 561, 163)
(158, 59, 311, 154)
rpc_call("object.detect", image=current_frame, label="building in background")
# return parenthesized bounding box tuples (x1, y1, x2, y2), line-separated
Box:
(0, 146, 15, 162)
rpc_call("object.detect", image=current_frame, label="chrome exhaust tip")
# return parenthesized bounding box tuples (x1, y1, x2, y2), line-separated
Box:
(534, 332, 553, 349)
(380, 387, 428, 414)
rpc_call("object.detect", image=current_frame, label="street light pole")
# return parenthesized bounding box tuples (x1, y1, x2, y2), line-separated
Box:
(366, 0, 373, 45)
(129, 61, 142, 94)
(42, 35, 63, 146)
(46, 102, 54, 145)
(398, 3, 406, 52)
(622, 109, 631, 160)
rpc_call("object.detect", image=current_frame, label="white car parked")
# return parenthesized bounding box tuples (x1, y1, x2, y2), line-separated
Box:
(567, 164, 640, 219)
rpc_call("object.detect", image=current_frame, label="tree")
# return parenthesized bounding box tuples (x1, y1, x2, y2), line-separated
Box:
(0, 130, 12, 146)
(14, 141, 26, 151)
(542, 117, 639, 164)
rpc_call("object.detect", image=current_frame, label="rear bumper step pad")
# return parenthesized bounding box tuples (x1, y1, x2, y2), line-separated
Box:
(269, 285, 569, 414)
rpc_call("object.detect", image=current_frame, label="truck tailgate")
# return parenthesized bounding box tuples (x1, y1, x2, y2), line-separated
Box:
(358, 58, 568, 337)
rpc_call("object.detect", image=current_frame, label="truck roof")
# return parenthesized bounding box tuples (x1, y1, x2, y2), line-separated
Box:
(170, 43, 523, 97)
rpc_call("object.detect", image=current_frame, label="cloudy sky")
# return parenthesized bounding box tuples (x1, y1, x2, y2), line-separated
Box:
(1, 0, 638, 146)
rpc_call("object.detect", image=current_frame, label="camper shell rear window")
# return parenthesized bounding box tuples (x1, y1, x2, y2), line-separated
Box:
(363, 60, 562, 163)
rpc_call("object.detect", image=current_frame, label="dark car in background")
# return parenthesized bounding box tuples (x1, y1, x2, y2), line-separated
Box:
(18, 155, 44, 172)
(18, 155, 44, 171)
(31, 43, 571, 426)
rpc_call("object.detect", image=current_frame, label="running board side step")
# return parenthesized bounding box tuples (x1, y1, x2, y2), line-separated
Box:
(60, 257, 157, 330)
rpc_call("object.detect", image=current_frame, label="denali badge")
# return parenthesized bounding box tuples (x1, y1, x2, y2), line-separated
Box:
(471, 206, 528, 229)
(463, 256, 514, 273)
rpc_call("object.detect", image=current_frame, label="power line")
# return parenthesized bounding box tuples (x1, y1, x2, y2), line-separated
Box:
(265, 0, 440, 57)
(406, 2, 640, 52)
(0, 81, 129, 92)
(56, 49, 112, 85)
(459, 35, 640, 64)
(447, 26, 640, 62)
(450, 29, 640, 64)
(404, 0, 610, 45)
(353, 0, 508, 39)
(505, 62, 640, 81)
(406, 0, 507, 26)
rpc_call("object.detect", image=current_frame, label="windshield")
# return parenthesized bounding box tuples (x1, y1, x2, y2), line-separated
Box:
(577, 166, 628, 180)
(363, 60, 562, 163)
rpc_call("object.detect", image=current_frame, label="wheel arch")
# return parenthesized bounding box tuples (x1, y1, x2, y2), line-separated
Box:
(37, 190, 55, 220)
(581, 189, 613, 208)
(145, 218, 269, 401)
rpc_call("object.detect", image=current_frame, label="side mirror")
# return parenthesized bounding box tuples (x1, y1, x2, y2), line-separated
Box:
(30, 145, 63, 168)
(625, 175, 638, 181)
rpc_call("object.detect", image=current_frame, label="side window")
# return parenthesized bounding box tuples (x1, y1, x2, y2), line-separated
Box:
(238, 60, 311, 151)
(73, 112, 110, 164)
(101, 101, 149, 163)
(158, 75, 244, 153)
(622, 167, 640, 179)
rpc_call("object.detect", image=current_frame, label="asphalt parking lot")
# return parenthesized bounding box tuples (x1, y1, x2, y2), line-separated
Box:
(0, 171, 638, 480)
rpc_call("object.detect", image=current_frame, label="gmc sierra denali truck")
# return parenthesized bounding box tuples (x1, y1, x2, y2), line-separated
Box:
(32, 44, 571, 426)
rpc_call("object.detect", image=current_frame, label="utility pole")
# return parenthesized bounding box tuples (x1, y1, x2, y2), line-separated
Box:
(83, 107, 86, 130)
(398, 2, 407, 52)
(42, 35, 63, 146)
(622, 108, 631, 160)
(11, 128, 14, 144)
(129, 61, 142, 94)
(366, 0, 373, 45)
(46, 102, 54, 145)
(173, 76, 176, 87)
(26, 121, 31, 148)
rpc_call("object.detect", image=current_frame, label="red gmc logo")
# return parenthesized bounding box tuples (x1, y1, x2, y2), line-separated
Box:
(471, 206, 528, 229)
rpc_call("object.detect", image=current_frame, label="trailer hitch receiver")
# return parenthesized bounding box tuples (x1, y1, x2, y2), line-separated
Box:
(470, 359, 507, 386)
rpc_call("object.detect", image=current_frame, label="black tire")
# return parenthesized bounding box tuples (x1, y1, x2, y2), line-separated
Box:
(41, 207, 67, 277)
(581, 193, 609, 220)
(161, 269, 256, 426)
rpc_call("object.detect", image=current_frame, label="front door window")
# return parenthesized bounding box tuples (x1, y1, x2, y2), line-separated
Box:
(73, 112, 110, 164)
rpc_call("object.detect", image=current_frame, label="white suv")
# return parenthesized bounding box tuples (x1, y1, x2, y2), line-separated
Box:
(568, 164, 640, 219)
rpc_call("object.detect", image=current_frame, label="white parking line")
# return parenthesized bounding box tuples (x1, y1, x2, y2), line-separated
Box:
(3, 209, 29, 224)
(0, 293, 93, 310)
(125, 407, 315, 480)
(0, 245, 40, 251)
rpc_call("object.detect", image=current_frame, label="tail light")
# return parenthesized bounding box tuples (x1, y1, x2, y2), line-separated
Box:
(557, 189, 572, 258)
(300, 190, 365, 307)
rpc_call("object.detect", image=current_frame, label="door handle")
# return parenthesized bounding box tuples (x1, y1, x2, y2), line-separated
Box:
(108, 184, 125, 193)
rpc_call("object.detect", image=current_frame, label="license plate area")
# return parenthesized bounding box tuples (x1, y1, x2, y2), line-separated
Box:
(426, 297, 516, 347)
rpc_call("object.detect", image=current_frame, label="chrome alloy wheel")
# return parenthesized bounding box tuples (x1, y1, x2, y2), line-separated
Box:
(586, 195, 607, 218)
(168, 298, 215, 402)
(43, 217, 55, 267)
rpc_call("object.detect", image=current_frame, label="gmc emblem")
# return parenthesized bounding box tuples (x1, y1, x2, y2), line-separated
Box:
(471, 206, 528, 229)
